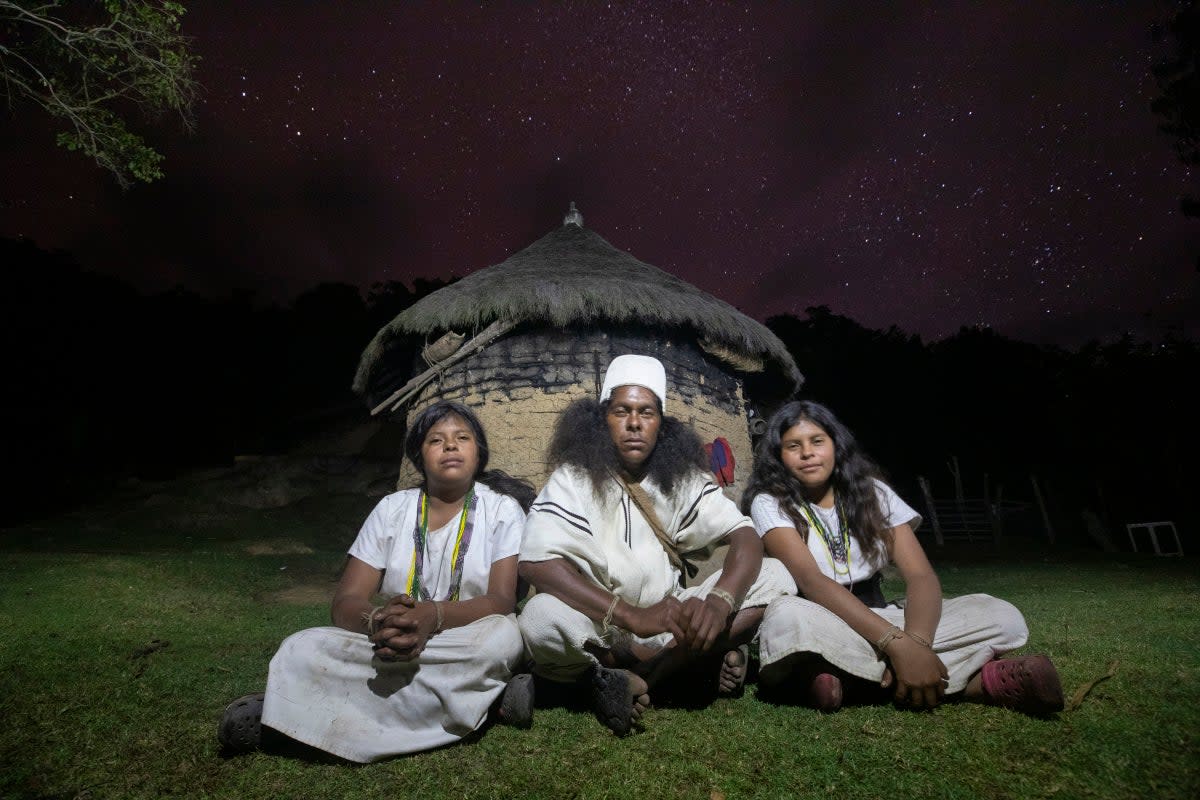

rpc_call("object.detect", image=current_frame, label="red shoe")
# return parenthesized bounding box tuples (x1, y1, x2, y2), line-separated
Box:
(980, 655, 1064, 715)
(807, 672, 843, 713)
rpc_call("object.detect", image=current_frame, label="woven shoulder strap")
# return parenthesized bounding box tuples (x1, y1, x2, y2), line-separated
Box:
(618, 475, 699, 583)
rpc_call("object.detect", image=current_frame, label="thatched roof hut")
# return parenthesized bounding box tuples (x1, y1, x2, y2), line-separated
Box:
(354, 204, 803, 497)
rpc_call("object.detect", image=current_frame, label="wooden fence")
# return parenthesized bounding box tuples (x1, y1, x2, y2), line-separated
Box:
(916, 460, 1053, 546)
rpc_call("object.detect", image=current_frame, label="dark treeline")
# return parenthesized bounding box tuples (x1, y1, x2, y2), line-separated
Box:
(0, 238, 451, 522)
(2, 237, 1196, 546)
(769, 306, 1198, 549)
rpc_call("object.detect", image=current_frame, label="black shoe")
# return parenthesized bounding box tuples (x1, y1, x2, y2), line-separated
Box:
(498, 674, 535, 728)
(218, 693, 264, 753)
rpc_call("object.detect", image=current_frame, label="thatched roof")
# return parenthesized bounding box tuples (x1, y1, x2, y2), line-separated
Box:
(353, 210, 802, 400)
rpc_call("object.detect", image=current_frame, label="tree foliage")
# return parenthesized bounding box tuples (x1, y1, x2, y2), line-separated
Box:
(0, 0, 199, 187)
(1152, 0, 1200, 217)
(765, 308, 1200, 541)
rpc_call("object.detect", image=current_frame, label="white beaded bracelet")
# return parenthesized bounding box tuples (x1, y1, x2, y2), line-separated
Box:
(707, 587, 739, 614)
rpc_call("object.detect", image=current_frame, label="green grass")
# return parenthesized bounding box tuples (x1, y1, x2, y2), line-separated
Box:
(1, 484, 1197, 800)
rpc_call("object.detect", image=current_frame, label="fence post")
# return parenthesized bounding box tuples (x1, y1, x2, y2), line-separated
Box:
(948, 456, 973, 541)
(1030, 474, 1056, 544)
(918, 475, 944, 546)
(991, 484, 1004, 545)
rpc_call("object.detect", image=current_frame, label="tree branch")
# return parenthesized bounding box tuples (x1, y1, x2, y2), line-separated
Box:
(0, 0, 199, 187)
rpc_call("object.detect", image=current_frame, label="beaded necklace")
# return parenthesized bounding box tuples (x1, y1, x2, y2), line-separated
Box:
(406, 488, 476, 601)
(798, 496, 851, 577)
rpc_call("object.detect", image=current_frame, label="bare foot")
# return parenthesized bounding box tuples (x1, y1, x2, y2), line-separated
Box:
(590, 665, 651, 735)
(718, 644, 749, 696)
(631, 680, 651, 722)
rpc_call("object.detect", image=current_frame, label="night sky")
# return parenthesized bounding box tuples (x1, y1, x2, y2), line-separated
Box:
(2, 2, 1196, 347)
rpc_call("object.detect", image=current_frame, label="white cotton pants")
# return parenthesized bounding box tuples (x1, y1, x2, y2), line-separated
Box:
(518, 558, 797, 682)
(757, 593, 1029, 693)
(261, 613, 522, 763)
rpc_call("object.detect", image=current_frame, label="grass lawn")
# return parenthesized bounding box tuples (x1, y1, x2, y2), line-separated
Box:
(1, 476, 1197, 800)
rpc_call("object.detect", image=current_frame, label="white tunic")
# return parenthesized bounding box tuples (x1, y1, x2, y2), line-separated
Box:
(521, 465, 752, 604)
(350, 482, 523, 598)
(261, 483, 524, 762)
(519, 465, 797, 681)
(749, 479, 921, 585)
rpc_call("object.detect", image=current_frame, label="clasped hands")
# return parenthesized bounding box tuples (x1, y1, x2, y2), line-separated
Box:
(368, 594, 438, 662)
(880, 634, 949, 710)
(624, 592, 733, 652)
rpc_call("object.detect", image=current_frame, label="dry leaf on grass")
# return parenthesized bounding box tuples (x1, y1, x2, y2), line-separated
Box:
(1067, 660, 1119, 711)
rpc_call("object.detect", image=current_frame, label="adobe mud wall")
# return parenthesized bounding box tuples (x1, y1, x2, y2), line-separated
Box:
(395, 326, 757, 507)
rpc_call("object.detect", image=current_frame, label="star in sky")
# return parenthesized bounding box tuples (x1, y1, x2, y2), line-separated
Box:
(0, 1, 1194, 345)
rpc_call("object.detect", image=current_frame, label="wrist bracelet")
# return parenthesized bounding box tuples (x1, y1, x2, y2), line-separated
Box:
(363, 605, 385, 636)
(601, 594, 621, 635)
(905, 630, 933, 648)
(433, 601, 445, 634)
(875, 624, 904, 653)
(707, 587, 739, 615)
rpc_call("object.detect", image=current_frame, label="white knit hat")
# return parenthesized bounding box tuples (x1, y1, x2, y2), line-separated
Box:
(599, 354, 667, 413)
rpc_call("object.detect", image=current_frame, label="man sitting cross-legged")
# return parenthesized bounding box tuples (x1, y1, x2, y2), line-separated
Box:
(516, 354, 796, 734)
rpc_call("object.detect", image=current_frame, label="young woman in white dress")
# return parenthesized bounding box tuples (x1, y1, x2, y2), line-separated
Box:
(218, 400, 535, 761)
(744, 400, 1063, 715)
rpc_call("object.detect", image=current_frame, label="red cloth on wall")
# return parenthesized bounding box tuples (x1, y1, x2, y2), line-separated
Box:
(705, 437, 735, 487)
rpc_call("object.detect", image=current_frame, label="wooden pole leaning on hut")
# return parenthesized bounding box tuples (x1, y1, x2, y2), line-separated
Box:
(370, 319, 516, 416)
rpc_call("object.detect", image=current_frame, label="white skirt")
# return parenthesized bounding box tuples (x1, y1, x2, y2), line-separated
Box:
(261, 614, 522, 762)
(757, 593, 1028, 693)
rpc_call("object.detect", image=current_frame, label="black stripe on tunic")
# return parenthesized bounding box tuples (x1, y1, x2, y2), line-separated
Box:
(622, 495, 631, 547)
(679, 482, 720, 533)
(531, 501, 592, 536)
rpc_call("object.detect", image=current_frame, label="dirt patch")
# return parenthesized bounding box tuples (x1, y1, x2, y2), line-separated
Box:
(245, 541, 315, 556)
(265, 584, 334, 606)
(223, 456, 398, 509)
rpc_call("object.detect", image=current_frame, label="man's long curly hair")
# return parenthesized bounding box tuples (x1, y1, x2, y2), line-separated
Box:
(740, 400, 890, 564)
(547, 397, 708, 497)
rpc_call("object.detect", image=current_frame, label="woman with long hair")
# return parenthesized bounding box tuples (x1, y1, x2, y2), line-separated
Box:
(743, 400, 1062, 715)
(219, 400, 535, 761)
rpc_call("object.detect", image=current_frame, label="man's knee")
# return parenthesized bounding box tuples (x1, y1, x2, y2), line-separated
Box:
(518, 592, 575, 639)
(518, 592, 593, 655)
(517, 593, 599, 681)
